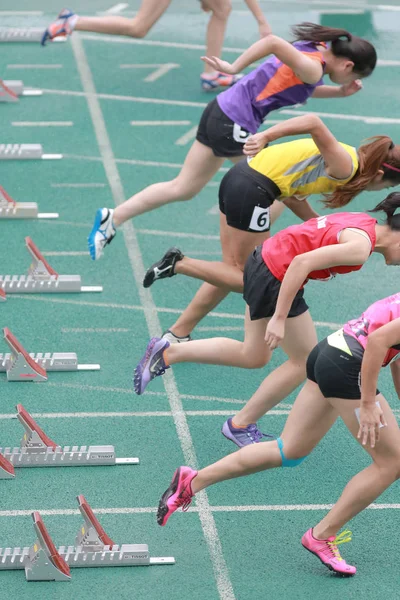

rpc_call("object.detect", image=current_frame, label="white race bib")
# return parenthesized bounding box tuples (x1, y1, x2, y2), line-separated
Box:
(249, 205, 270, 232)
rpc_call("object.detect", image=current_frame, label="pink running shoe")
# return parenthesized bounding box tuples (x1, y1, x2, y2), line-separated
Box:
(301, 528, 356, 576)
(157, 466, 197, 526)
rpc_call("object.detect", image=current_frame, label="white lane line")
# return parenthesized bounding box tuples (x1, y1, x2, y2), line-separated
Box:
(11, 294, 342, 329)
(0, 10, 43, 15)
(51, 183, 106, 188)
(12, 121, 73, 127)
(0, 409, 290, 420)
(7, 64, 63, 69)
(136, 227, 219, 240)
(130, 120, 191, 126)
(208, 204, 220, 215)
(3, 502, 400, 519)
(280, 108, 400, 125)
(104, 3, 129, 13)
(62, 327, 131, 333)
(71, 33, 235, 600)
(120, 63, 180, 82)
(378, 59, 400, 66)
(63, 153, 185, 169)
(42, 251, 89, 256)
(175, 125, 198, 146)
(42, 87, 207, 107)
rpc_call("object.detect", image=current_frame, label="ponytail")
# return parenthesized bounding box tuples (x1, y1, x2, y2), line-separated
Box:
(324, 137, 400, 209)
(291, 22, 377, 77)
(369, 192, 400, 230)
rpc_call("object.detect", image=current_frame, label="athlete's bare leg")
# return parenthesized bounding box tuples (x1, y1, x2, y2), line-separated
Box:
(200, 0, 232, 75)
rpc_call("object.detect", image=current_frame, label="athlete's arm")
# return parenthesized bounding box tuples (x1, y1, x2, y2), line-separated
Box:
(357, 320, 400, 447)
(244, 114, 353, 180)
(311, 80, 362, 99)
(265, 231, 371, 350)
(390, 358, 400, 399)
(201, 34, 323, 82)
(282, 196, 319, 221)
(243, 0, 271, 37)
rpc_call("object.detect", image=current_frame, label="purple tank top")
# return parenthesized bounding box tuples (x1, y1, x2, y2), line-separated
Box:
(217, 40, 325, 134)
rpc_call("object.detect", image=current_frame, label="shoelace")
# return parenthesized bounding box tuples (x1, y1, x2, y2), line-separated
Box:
(326, 530, 353, 562)
(175, 487, 193, 512)
(247, 424, 273, 443)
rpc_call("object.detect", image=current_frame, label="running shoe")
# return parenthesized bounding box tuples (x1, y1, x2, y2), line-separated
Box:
(221, 417, 273, 448)
(88, 208, 116, 261)
(143, 247, 183, 288)
(301, 528, 356, 576)
(133, 337, 170, 395)
(201, 72, 243, 92)
(41, 8, 76, 46)
(157, 466, 197, 526)
(162, 329, 192, 344)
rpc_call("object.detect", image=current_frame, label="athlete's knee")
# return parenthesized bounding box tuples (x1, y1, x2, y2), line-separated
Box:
(240, 349, 270, 369)
(169, 178, 198, 202)
(277, 437, 308, 468)
(211, 0, 232, 20)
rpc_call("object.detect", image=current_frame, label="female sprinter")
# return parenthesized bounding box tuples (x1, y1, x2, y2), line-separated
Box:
(86, 23, 377, 260)
(156, 288, 400, 576)
(142, 114, 400, 343)
(41, 1, 270, 90)
(133, 193, 400, 447)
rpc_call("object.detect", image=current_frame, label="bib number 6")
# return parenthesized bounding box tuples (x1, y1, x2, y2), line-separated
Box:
(249, 205, 270, 232)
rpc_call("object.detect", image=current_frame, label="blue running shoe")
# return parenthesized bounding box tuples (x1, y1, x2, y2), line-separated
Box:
(41, 9, 76, 46)
(221, 417, 273, 448)
(134, 338, 170, 395)
(201, 72, 243, 92)
(88, 208, 116, 260)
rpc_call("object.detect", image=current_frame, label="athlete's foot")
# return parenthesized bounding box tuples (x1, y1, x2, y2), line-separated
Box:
(221, 417, 273, 448)
(301, 529, 356, 576)
(88, 208, 116, 260)
(41, 8, 77, 45)
(143, 247, 184, 288)
(133, 337, 170, 395)
(201, 72, 243, 92)
(162, 329, 192, 344)
(157, 466, 197, 526)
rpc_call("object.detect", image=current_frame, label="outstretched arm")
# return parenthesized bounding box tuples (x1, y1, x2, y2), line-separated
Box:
(243, 0, 271, 37)
(265, 232, 371, 349)
(312, 80, 362, 99)
(390, 358, 400, 398)
(201, 34, 323, 82)
(244, 113, 354, 180)
(282, 196, 319, 221)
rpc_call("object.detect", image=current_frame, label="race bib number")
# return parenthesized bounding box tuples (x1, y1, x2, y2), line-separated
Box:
(233, 123, 251, 144)
(249, 205, 270, 231)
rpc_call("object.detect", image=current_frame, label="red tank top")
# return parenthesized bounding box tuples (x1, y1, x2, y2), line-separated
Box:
(343, 293, 400, 367)
(262, 213, 377, 283)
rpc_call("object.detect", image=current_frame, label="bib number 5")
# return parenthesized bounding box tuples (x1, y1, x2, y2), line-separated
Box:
(249, 205, 270, 232)
(233, 123, 251, 144)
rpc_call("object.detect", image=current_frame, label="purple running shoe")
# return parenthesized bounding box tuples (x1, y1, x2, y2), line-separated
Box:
(221, 417, 273, 448)
(133, 337, 170, 395)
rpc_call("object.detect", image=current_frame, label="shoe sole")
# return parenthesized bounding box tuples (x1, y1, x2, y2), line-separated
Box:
(157, 468, 181, 526)
(143, 262, 158, 288)
(301, 542, 355, 577)
(88, 208, 104, 261)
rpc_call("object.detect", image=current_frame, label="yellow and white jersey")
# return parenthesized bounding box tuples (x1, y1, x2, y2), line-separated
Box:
(247, 138, 358, 198)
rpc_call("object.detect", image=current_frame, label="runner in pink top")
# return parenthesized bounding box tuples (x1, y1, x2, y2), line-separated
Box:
(156, 291, 400, 577)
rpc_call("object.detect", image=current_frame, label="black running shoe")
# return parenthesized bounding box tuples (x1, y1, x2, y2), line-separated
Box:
(143, 247, 183, 288)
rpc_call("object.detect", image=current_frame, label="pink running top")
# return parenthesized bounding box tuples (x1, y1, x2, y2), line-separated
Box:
(344, 293, 400, 366)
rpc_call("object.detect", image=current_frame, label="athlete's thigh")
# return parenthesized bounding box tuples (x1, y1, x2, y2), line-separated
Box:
(281, 380, 339, 457)
(228, 226, 270, 271)
(134, 0, 172, 29)
(243, 305, 271, 359)
(178, 140, 224, 193)
(219, 212, 236, 265)
(329, 393, 400, 465)
(281, 310, 318, 361)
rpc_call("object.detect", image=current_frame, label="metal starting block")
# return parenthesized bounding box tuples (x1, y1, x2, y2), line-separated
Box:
(0, 28, 67, 43)
(0, 289, 5, 302)
(0, 328, 101, 381)
(0, 495, 174, 581)
(0, 405, 139, 475)
(0, 80, 42, 102)
(0, 237, 102, 294)
(0, 144, 62, 160)
(0, 185, 58, 219)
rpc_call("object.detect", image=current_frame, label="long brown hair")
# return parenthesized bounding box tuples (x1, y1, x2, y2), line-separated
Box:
(292, 23, 377, 77)
(324, 138, 400, 209)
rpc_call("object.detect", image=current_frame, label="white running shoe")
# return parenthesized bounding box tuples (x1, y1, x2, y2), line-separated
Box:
(162, 330, 191, 344)
(88, 208, 116, 260)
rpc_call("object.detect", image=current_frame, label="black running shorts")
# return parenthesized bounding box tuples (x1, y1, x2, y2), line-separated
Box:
(243, 245, 309, 320)
(306, 331, 379, 399)
(219, 160, 281, 232)
(196, 98, 252, 158)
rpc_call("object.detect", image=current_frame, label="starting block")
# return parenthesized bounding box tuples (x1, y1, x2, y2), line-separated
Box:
(0, 328, 100, 381)
(0, 237, 102, 294)
(0, 144, 62, 160)
(0, 28, 67, 43)
(0, 186, 58, 219)
(0, 495, 174, 581)
(0, 404, 139, 474)
(0, 289, 5, 302)
(0, 80, 42, 102)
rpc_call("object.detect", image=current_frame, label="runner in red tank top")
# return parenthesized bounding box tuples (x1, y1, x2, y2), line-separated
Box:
(133, 192, 400, 447)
